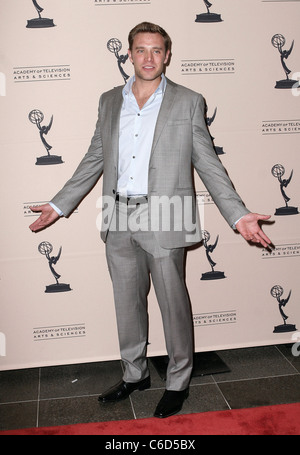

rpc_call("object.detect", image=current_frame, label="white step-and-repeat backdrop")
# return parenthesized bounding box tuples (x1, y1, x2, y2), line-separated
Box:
(1, 0, 299, 370)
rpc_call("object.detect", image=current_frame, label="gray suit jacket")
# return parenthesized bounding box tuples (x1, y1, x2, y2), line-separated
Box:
(51, 78, 249, 248)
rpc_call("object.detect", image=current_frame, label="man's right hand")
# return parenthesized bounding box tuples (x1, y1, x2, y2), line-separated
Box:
(29, 204, 60, 232)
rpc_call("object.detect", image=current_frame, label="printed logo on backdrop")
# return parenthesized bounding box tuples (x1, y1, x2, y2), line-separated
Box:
(29, 109, 64, 165)
(33, 324, 86, 342)
(23, 202, 78, 217)
(13, 65, 71, 83)
(181, 58, 234, 75)
(195, 0, 223, 23)
(26, 0, 55, 28)
(193, 310, 237, 328)
(201, 230, 226, 280)
(271, 34, 299, 89)
(107, 39, 130, 83)
(206, 107, 224, 155)
(262, 119, 300, 135)
(38, 241, 72, 293)
(271, 164, 299, 216)
(270, 285, 297, 334)
(262, 243, 300, 259)
(196, 190, 214, 207)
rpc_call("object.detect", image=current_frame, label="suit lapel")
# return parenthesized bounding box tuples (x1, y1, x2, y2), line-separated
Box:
(109, 80, 177, 163)
(151, 79, 177, 155)
(111, 87, 123, 166)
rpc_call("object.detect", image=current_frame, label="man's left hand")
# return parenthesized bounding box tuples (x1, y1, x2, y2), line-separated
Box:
(236, 213, 273, 248)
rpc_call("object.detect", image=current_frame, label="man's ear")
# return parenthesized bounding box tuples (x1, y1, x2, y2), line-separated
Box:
(128, 49, 134, 64)
(164, 50, 171, 65)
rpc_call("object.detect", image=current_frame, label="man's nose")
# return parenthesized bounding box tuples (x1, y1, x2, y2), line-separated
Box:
(146, 51, 154, 61)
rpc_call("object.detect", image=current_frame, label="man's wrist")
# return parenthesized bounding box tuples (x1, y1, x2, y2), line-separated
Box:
(49, 202, 64, 217)
(232, 215, 245, 230)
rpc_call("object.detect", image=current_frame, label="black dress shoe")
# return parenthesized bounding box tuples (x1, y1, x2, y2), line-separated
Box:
(98, 376, 150, 403)
(154, 389, 189, 418)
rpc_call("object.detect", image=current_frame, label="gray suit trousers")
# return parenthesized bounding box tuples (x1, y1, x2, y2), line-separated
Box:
(105, 200, 194, 391)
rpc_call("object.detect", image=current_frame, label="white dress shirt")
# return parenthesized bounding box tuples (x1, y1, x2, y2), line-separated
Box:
(117, 74, 166, 197)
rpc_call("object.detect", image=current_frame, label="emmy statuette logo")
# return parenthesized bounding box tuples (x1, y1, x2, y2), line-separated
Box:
(195, 0, 222, 23)
(206, 107, 224, 155)
(201, 230, 226, 280)
(270, 285, 297, 334)
(272, 164, 299, 216)
(38, 242, 71, 293)
(26, 0, 55, 28)
(107, 39, 130, 83)
(271, 34, 299, 89)
(29, 109, 63, 165)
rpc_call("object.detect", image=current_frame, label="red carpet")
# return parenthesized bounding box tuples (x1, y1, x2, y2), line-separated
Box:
(1, 403, 300, 435)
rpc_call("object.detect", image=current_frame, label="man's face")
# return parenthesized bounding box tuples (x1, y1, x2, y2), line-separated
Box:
(128, 32, 170, 83)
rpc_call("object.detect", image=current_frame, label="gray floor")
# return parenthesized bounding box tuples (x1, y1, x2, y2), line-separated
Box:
(0, 344, 300, 431)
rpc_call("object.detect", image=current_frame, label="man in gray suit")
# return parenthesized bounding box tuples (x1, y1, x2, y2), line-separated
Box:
(30, 22, 272, 418)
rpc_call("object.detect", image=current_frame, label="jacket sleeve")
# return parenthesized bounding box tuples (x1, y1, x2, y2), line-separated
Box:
(50, 96, 104, 217)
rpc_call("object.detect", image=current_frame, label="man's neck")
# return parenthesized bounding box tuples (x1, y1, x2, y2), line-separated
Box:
(132, 76, 162, 109)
